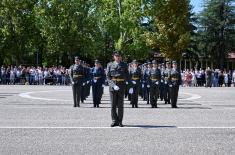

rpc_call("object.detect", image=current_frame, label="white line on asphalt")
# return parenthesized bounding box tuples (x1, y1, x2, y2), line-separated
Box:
(19, 90, 72, 101)
(0, 126, 235, 129)
(179, 92, 201, 101)
(177, 127, 235, 129)
(19, 90, 201, 101)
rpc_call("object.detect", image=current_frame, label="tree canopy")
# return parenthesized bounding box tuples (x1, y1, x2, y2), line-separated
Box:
(0, 0, 234, 67)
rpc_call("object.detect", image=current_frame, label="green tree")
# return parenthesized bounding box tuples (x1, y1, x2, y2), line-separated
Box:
(0, 0, 38, 65)
(34, 0, 103, 66)
(98, 0, 149, 60)
(199, 0, 235, 69)
(145, 0, 192, 60)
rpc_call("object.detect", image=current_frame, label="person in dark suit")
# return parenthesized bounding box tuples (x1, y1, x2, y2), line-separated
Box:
(148, 60, 161, 108)
(169, 61, 182, 108)
(129, 60, 142, 108)
(106, 51, 133, 127)
(90, 60, 105, 108)
(163, 61, 171, 104)
(69, 56, 86, 107)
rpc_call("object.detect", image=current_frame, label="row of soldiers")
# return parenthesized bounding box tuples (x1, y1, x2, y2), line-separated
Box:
(69, 56, 181, 109)
(128, 59, 182, 109)
(106, 52, 182, 127)
(69, 52, 182, 127)
(69, 56, 105, 108)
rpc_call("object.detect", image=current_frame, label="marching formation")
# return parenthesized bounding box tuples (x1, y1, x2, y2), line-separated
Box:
(69, 52, 181, 127)
(69, 53, 181, 109)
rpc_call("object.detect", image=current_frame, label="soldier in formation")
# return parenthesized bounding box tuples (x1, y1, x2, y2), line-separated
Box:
(129, 60, 142, 108)
(106, 52, 133, 127)
(69, 56, 86, 107)
(69, 55, 182, 110)
(90, 60, 105, 108)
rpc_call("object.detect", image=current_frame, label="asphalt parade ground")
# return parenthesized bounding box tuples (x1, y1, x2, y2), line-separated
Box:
(0, 85, 235, 155)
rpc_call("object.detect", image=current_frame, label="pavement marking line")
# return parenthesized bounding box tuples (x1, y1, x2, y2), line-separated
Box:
(178, 127, 235, 129)
(0, 126, 235, 129)
(18, 90, 201, 101)
(19, 90, 72, 102)
(179, 92, 201, 101)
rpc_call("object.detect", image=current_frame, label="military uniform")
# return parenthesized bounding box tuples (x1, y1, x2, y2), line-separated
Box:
(85, 64, 91, 100)
(163, 62, 171, 104)
(91, 60, 105, 107)
(159, 63, 165, 101)
(106, 52, 132, 127)
(169, 61, 181, 108)
(80, 62, 88, 103)
(69, 57, 86, 107)
(205, 67, 212, 88)
(129, 60, 142, 108)
(143, 62, 151, 104)
(139, 64, 147, 99)
(148, 60, 161, 108)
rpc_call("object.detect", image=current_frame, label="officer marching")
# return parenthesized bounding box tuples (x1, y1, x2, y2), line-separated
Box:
(106, 51, 133, 127)
(129, 60, 142, 108)
(148, 60, 161, 108)
(90, 60, 105, 108)
(169, 61, 182, 108)
(69, 56, 86, 107)
(81, 62, 90, 103)
(159, 63, 165, 101)
(163, 61, 171, 104)
(143, 62, 152, 104)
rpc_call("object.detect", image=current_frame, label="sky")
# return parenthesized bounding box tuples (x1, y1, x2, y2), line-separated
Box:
(191, 0, 204, 13)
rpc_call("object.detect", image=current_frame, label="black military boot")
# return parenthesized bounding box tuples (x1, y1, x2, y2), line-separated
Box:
(110, 122, 118, 127)
(119, 122, 124, 127)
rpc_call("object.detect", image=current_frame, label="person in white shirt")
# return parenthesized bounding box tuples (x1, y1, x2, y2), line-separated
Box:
(38, 67, 44, 85)
(10, 67, 15, 85)
(43, 68, 49, 85)
(232, 70, 235, 87)
(224, 71, 229, 87)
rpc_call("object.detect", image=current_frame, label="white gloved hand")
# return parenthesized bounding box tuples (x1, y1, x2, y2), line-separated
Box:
(169, 85, 173, 87)
(93, 79, 97, 83)
(87, 81, 90, 84)
(161, 80, 164, 83)
(147, 85, 150, 88)
(71, 81, 75, 85)
(132, 81, 136, 85)
(82, 83, 86, 86)
(113, 85, 120, 91)
(155, 81, 159, 85)
(126, 81, 128, 85)
(102, 84, 105, 88)
(129, 88, 134, 94)
(142, 84, 144, 88)
(165, 81, 167, 84)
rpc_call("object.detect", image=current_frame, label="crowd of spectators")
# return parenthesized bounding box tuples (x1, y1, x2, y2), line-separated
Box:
(181, 68, 235, 87)
(1, 65, 235, 87)
(0, 65, 71, 85)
